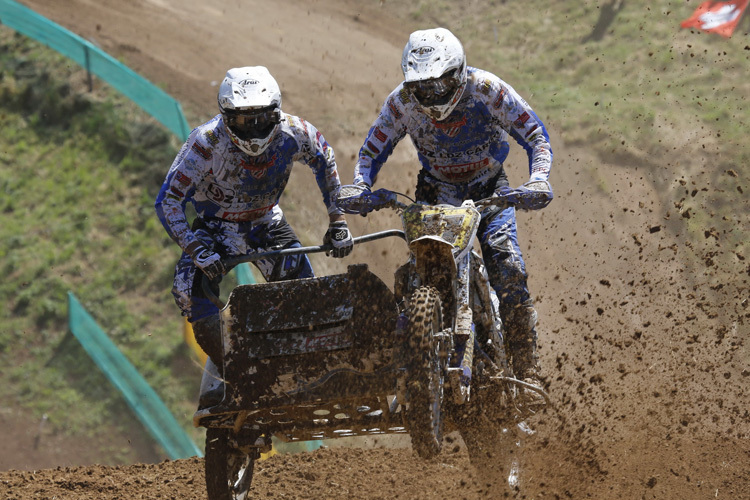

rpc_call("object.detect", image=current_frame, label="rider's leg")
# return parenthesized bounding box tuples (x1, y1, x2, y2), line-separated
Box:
(248, 216, 315, 283)
(197, 356, 224, 409)
(478, 207, 542, 383)
(499, 298, 541, 382)
(171, 228, 225, 408)
(175, 217, 315, 409)
(192, 314, 223, 364)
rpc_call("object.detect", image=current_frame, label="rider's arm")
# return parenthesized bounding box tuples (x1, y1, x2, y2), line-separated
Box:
(353, 87, 409, 188)
(154, 126, 210, 255)
(487, 78, 552, 183)
(289, 116, 344, 217)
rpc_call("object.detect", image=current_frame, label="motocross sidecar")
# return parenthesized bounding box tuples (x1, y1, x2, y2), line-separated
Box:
(193, 260, 409, 444)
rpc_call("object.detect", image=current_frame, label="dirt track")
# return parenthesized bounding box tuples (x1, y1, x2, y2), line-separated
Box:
(4, 0, 748, 499)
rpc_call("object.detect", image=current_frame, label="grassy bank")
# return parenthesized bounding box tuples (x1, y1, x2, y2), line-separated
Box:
(0, 28, 200, 460)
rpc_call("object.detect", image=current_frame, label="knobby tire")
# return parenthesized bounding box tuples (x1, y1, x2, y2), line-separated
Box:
(205, 427, 255, 500)
(405, 286, 445, 459)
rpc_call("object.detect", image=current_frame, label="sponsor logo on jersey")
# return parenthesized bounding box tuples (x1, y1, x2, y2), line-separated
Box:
(432, 157, 489, 181)
(373, 127, 388, 143)
(513, 111, 530, 129)
(480, 79, 492, 95)
(398, 87, 412, 104)
(219, 204, 274, 222)
(204, 129, 220, 146)
(175, 171, 192, 186)
(492, 88, 506, 109)
(366, 141, 381, 154)
(387, 97, 403, 119)
(315, 130, 330, 155)
(433, 115, 467, 138)
(191, 142, 212, 160)
(415, 142, 489, 160)
(207, 183, 236, 203)
(299, 117, 310, 136)
(525, 127, 541, 139)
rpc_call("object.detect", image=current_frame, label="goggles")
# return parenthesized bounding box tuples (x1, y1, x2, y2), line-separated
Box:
(404, 69, 460, 107)
(224, 106, 281, 140)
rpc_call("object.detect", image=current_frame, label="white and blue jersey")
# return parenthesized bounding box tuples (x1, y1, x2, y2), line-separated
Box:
(353, 66, 553, 314)
(155, 113, 343, 321)
(156, 113, 342, 254)
(354, 66, 552, 206)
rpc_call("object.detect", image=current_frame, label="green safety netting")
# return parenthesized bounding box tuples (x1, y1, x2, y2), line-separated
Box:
(68, 292, 202, 459)
(0, 0, 191, 140)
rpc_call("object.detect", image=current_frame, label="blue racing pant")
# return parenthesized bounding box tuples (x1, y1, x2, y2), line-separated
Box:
(172, 215, 314, 322)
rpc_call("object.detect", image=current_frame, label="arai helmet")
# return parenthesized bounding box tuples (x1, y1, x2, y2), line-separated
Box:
(218, 66, 282, 156)
(401, 28, 467, 121)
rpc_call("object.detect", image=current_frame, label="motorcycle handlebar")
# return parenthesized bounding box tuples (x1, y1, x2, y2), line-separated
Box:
(336, 186, 518, 215)
(201, 229, 406, 309)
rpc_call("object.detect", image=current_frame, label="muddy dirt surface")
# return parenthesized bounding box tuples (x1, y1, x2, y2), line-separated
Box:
(4, 0, 749, 499)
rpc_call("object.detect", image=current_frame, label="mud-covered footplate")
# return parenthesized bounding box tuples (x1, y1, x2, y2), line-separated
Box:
(196, 396, 409, 441)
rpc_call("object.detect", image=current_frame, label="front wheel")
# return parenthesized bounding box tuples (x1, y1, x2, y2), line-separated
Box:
(405, 286, 445, 459)
(204, 428, 256, 500)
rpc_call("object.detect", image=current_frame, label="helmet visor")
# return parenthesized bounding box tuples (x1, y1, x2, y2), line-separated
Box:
(404, 69, 461, 107)
(224, 106, 281, 140)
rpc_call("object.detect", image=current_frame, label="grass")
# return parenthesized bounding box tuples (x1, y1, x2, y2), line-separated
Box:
(389, 0, 748, 251)
(0, 28, 201, 458)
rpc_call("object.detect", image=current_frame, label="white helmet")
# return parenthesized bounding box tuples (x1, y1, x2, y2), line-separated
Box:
(217, 66, 282, 156)
(401, 28, 467, 121)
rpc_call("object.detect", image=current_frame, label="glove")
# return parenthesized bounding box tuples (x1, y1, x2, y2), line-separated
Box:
(337, 183, 374, 216)
(492, 181, 553, 211)
(323, 220, 354, 258)
(191, 244, 225, 280)
(493, 185, 513, 198)
(517, 180, 553, 210)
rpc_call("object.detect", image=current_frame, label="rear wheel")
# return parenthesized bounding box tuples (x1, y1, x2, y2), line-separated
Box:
(204, 428, 256, 500)
(405, 286, 445, 459)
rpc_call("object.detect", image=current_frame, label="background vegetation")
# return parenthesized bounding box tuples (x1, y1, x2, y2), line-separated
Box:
(0, 28, 199, 460)
(1, 0, 747, 463)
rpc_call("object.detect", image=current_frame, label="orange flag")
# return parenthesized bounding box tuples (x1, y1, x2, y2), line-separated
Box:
(681, 0, 749, 37)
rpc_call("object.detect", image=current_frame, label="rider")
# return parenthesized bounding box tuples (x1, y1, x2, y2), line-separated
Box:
(352, 28, 553, 395)
(155, 66, 353, 406)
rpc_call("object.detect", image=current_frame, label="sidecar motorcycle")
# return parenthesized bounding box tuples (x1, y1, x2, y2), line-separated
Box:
(194, 184, 551, 500)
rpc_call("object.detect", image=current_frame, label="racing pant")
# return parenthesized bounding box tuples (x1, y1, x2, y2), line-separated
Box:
(478, 207, 540, 380)
(416, 169, 541, 380)
(172, 215, 314, 364)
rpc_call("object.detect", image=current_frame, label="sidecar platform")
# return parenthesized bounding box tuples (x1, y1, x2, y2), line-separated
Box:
(194, 264, 409, 441)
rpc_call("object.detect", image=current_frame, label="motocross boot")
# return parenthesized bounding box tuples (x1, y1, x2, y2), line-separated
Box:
(501, 300, 546, 409)
(192, 315, 225, 409)
(197, 357, 224, 409)
(192, 314, 223, 364)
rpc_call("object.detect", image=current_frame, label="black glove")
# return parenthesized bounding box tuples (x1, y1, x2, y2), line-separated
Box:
(190, 244, 225, 280)
(323, 220, 354, 258)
